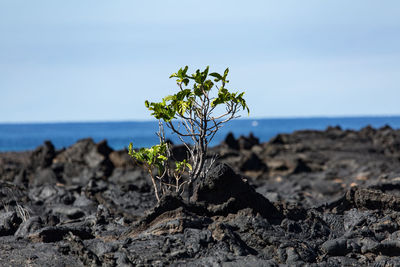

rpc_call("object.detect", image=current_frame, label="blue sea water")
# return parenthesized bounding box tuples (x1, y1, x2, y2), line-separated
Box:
(0, 116, 400, 152)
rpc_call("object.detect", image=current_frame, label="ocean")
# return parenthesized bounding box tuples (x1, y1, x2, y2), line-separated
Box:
(1, 116, 400, 152)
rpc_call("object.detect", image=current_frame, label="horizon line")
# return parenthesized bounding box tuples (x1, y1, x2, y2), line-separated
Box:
(1, 114, 400, 125)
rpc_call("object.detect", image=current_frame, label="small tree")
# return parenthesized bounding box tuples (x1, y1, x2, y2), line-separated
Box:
(129, 66, 249, 202)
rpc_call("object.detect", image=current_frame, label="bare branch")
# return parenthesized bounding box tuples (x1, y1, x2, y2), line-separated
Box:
(167, 121, 200, 137)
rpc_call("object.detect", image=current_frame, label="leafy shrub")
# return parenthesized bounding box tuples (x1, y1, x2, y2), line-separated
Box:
(129, 66, 249, 202)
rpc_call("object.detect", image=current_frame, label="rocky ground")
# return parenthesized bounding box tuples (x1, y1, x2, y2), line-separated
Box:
(1, 125, 400, 266)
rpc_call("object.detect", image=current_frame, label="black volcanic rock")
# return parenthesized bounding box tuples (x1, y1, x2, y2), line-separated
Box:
(269, 134, 287, 144)
(55, 138, 112, 167)
(0, 212, 22, 236)
(224, 132, 239, 150)
(30, 141, 55, 169)
(240, 152, 268, 172)
(31, 168, 58, 186)
(14, 216, 44, 238)
(1, 126, 400, 265)
(291, 158, 312, 174)
(191, 164, 281, 220)
(237, 133, 259, 150)
(53, 138, 114, 184)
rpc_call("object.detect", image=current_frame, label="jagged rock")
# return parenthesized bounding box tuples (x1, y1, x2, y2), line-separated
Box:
(291, 158, 312, 174)
(269, 134, 288, 145)
(109, 150, 132, 168)
(2, 126, 400, 265)
(13, 168, 29, 185)
(237, 133, 259, 150)
(379, 240, 400, 256)
(0, 212, 22, 236)
(346, 187, 400, 211)
(30, 141, 55, 169)
(124, 194, 211, 238)
(191, 164, 282, 220)
(55, 138, 96, 164)
(224, 132, 239, 150)
(31, 168, 58, 186)
(240, 152, 267, 172)
(0, 151, 32, 182)
(29, 184, 75, 205)
(14, 216, 43, 237)
(108, 168, 149, 192)
(53, 138, 114, 184)
(85, 140, 113, 168)
(61, 232, 101, 266)
(51, 205, 85, 220)
(321, 238, 348, 256)
(29, 224, 94, 243)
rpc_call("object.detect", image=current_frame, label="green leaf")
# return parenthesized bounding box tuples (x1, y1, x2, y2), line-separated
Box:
(158, 155, 167, 161)
(203, 80, 214, 91)
(193, 69, 202, 83)
(193, 84, 203, 96)
(128, 143, 133, 154)
(176, 89, 191, 100)
(164, 95, 175, 102)
(224, 68, 229, 78)
(186, 163, 192, 171)
(182, 66, 188, 76)
(201, 66, 209, 82)
(209, 72, 222, 81)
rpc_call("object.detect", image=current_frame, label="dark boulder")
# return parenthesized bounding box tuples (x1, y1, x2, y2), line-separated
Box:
(224, 132, 239, 150)
(30, 141, 56, 169)
(54, 139, 114, 183)
(321, 238, 348, 256)
(326, 126, 344, 139)
(55, 138, 112, 167)
(0, 211, 22, 236)
(29, 224, 94, 243)
(237, 133, 259, 150)
(359, 125, 376, 137)
(191, 164, 282, 220)
(269, 134, 288, 145)
(84, 140, 114, 171)
(54, 138, 95, 163)
(240, 152, 268, 172)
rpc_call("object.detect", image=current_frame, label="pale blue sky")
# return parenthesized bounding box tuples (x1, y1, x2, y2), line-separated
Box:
(1, 1, 399, 122)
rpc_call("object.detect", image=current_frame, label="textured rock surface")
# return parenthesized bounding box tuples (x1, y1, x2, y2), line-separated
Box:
(0, 127, 400, 265)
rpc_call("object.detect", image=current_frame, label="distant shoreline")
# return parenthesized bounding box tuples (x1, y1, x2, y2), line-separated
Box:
(1, 116, 400, 152)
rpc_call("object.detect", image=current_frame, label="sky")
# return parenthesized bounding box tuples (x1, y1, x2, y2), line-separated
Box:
(1, 1, 399, 123)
